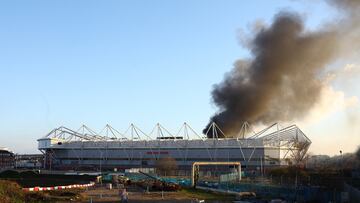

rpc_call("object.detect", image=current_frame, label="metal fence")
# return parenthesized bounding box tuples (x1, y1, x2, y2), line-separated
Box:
(344, 183, 360, 203)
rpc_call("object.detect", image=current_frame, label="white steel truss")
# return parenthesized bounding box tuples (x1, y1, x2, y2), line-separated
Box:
(39, 122, 312, 166)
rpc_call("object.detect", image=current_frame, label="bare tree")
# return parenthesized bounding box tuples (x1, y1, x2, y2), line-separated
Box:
(155, 156, 178, 176)
(353, 146, 360, 169)
(290, 141, 311, 168)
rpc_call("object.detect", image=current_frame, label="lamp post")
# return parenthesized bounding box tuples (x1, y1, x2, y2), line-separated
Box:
(100, 152, 102, 175)
(99, 151, 103, 177)
(99, 151, 103, 199)
(340, 150, 343, 176)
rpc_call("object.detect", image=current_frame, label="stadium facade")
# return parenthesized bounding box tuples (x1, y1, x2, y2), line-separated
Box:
(38, 122, 311, 173)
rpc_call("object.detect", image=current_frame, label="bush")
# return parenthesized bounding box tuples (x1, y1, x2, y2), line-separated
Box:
(20, 171, 38, 178)
(0, 180, 25, 203)
(0, 170, 20, 179)
(268, 166, 309, 178)
(0, 180, 85, 203)
(24, 192, 50, 203)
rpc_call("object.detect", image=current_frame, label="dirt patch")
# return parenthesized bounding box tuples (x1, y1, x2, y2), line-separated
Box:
(81, 184, 235, 203)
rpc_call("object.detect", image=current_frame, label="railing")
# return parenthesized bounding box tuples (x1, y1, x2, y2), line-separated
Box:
(344, 183, 360, 203)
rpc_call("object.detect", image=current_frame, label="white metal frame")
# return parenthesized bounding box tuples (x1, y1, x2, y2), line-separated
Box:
(38, 122, 311, 169)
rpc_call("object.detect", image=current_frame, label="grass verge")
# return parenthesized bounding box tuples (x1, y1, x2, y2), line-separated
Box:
(0, 180, 86, 203)
(179, 187, 235, 201)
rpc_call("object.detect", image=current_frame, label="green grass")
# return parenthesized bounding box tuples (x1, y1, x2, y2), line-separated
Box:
(179, 187, 235, 201)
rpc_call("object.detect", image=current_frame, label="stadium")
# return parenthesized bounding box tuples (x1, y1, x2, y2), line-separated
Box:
(37, 122, 311, 174)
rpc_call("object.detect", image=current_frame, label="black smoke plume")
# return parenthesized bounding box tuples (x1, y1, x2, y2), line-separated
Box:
(204, 0, 360, 138)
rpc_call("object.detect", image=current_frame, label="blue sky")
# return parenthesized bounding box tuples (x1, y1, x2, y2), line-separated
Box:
(1, 0, 358, 155)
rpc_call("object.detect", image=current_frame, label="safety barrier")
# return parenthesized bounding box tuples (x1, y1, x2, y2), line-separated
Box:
(22, 182, 95, 192)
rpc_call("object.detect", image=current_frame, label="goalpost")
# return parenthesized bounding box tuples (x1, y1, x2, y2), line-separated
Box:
(191, 161, 241, 187)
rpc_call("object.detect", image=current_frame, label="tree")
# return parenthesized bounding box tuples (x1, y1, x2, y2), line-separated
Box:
(353, 146, 360, 169)
(290, 141, 311, 168)
(155, 156, 178, 176)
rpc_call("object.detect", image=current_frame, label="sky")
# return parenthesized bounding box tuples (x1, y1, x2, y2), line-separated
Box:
(0, 0, 358, 155)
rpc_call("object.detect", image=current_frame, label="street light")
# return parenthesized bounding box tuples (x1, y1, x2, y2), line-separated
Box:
(99, 151, 103, 176)
(340, 150, 343, 176)
(99, 151, 103, 199)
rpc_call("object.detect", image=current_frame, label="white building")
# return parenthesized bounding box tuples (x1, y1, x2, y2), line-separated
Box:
(38, 122, 311, 173)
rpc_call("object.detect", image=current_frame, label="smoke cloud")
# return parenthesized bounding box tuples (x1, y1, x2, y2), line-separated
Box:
(204, 0, 360, 138)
